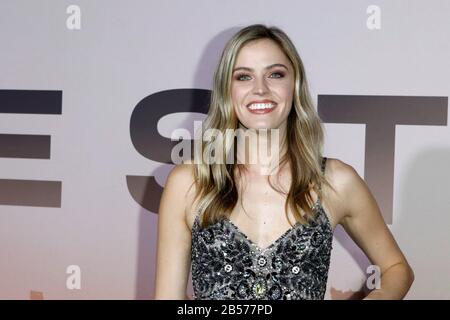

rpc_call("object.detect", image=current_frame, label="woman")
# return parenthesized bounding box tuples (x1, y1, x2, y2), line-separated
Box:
(154, 24, 414, 300)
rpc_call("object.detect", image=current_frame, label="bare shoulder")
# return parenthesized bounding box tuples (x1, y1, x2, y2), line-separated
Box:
(321, 157, 361, 227)
(324, 157, 359, 189)
(164, 161, 198, 229)
(167, 161, 195, 182)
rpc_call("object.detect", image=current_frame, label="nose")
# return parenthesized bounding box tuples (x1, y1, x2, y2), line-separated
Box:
(253, 76, 269, 95)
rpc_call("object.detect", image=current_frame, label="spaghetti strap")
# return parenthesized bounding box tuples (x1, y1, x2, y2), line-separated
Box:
(321, 156, 327, 175)
(318, 156, 327, 203)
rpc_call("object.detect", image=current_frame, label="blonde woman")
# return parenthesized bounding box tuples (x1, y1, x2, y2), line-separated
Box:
(154, 24, 414, 300)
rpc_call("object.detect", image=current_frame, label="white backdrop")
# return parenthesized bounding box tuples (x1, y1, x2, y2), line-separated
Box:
(0, 0, 449, 299)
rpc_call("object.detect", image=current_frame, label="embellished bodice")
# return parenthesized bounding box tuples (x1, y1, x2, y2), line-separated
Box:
(190, 157, 333, 300)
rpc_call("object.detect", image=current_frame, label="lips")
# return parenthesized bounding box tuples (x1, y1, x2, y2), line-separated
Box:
(246, 99, 277, 108)
(247, 100, 277, 114)
(246, 99, 277, 114)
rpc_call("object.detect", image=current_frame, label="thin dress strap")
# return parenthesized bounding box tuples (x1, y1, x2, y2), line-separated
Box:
(317, 156, 327, 203)
(321, 156, 327, 176)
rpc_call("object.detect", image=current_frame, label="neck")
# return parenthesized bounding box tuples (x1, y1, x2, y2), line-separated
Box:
(235, 123, 288, 176)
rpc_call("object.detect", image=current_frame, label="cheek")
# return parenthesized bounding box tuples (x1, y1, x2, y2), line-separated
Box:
(231, 85, 244, 99)
(231, 86, 247, 109)
(277, 82, 294, 98)
(277, 84, 295, 109)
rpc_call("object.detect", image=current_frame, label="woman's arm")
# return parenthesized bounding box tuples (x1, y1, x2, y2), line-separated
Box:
(154, 164, 195, 299)
(334, 160, 414, 299)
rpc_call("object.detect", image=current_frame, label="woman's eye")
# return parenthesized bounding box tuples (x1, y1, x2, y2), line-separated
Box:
(236, 74, 251, 81)
(270, 72, 284, 78)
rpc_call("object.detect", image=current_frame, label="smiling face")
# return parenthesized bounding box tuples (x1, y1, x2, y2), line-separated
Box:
(231, 38, 295, 131)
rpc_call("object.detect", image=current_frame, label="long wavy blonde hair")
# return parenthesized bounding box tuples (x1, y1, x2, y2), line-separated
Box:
(190, 24, 335, 228)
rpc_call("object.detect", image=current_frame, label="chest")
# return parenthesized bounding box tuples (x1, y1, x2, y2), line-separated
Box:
(186, 168, 340, 249)
(227, 176, 318, 249)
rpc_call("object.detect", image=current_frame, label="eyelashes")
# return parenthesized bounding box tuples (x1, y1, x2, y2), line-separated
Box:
(234, 71, 286, 81)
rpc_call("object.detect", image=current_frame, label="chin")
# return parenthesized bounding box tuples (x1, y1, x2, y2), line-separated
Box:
(240, 121, 281, 131)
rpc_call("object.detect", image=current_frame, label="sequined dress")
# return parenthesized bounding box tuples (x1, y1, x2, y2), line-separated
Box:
(191, 157, 332, 300)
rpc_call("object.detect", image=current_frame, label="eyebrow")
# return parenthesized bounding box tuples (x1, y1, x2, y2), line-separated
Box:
(232, 63, 289, 73)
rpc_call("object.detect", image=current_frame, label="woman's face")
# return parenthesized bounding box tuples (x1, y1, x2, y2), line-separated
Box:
(231, 38, 295, 131)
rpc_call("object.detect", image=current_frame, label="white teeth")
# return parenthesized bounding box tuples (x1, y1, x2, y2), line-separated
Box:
(247, 103, 275, 110)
